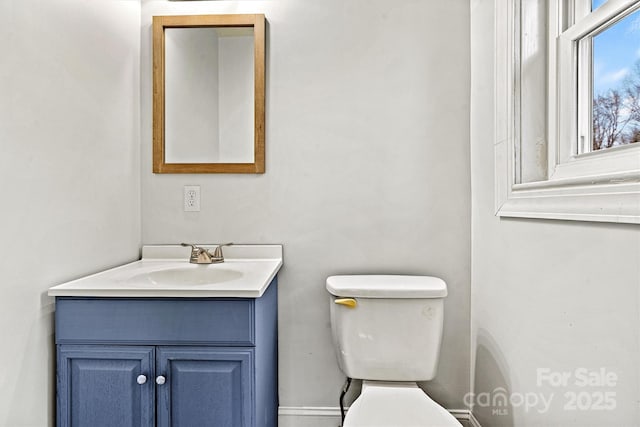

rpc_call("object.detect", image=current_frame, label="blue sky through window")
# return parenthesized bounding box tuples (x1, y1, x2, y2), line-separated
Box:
(592, 0, 608, 10)
(592, 3, 640, 95)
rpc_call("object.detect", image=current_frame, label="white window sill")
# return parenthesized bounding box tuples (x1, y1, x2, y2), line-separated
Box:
(497, 182, 640, 224)
(495, 137, 640, 224)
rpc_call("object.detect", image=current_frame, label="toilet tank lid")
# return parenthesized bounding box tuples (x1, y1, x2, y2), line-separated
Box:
(326, 275, 447, 298)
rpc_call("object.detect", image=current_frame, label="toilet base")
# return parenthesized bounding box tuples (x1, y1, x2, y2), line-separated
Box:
(344, 381, 462, 427)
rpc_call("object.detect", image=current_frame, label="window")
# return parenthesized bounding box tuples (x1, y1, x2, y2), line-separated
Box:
(494, 0, 640, 224)
(588, 6, 640, 151)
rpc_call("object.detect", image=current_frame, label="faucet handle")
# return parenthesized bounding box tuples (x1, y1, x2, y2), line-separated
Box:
(211, 243, 233, 259)
(181, 243, 204, 263)
(180, 243, 201, 254)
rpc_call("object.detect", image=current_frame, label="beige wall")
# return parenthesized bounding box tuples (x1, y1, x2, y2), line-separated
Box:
(141, 0, 471, 422)
(470, 0, 640, 425)
(0, 1, 141, 425)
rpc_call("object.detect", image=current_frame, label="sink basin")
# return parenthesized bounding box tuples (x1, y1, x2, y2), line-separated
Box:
(130, 266, 243, 286)
(47, 244, 282, 298)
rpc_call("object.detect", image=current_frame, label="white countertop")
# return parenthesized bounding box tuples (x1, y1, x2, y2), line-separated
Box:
(48, 245, 283, 298)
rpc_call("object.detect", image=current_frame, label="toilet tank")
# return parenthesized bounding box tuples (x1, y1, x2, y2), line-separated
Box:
(326, 275, 446, 382)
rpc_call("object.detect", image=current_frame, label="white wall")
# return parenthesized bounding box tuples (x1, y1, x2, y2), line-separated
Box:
(0, 1, 141, 425)
(470, 0, 640, 425)
(141, 0, 471, 421)
(4, 2, 638, 424)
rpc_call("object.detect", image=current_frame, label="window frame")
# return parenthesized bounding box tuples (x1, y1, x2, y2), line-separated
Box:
(495, 0, 640, 224)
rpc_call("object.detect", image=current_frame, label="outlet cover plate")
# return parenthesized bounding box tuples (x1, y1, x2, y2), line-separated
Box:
(184, 185, 200, 212)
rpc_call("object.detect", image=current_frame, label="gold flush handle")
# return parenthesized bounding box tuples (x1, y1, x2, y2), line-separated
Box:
(334, 298, 357, 308)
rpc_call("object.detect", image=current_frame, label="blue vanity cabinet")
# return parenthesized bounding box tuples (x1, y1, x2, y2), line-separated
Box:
(55, 278, 278, 427)
(156, 347, 253, 427)
(57, 345, 155, 427)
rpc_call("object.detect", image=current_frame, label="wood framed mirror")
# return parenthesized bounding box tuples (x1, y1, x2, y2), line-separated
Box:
(153, 14, 265, 173)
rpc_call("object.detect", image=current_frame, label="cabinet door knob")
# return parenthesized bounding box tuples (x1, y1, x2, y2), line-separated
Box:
(156, 375, 166, 385)
(136, 375, 147, 385)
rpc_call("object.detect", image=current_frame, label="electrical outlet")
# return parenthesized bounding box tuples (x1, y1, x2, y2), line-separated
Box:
(183, 185, 200, 212)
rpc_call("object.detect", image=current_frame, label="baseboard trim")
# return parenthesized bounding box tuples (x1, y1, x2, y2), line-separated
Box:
(278, 406, 343, 417)
(469, 411, 482, 427)
(448, 409, 469, 420)
(278, 406, 479, 425)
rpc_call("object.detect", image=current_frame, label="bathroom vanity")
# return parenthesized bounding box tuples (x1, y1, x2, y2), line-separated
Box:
(48, 245, 282, 427)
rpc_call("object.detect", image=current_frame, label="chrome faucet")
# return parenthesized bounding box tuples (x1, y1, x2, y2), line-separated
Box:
(181, 243, 233, 264)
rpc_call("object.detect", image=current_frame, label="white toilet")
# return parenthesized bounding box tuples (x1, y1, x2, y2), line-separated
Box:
(326, 275, 462, 427)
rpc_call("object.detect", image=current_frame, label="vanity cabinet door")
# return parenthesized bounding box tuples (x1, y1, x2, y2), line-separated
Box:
(57, 345, 155, 427)
(156, 347, 253, 427)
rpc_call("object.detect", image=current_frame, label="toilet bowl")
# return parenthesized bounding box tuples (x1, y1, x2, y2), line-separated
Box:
(344, 381, 461, 427)
(327, 275, 461, 427)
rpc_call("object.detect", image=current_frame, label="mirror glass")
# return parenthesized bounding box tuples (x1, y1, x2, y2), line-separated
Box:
(153, 15, 265, 174)
(165, 27, 254, 163)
